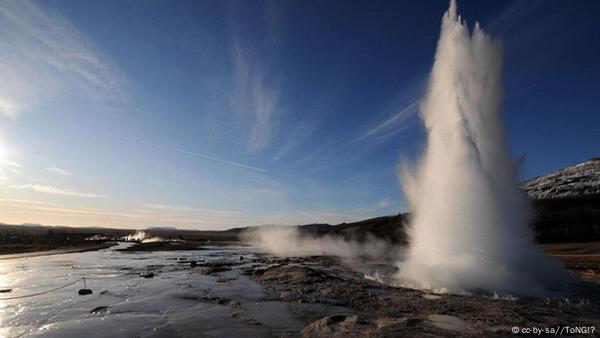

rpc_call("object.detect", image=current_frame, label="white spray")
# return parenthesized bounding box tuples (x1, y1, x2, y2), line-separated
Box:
(399, 0, 566, 296)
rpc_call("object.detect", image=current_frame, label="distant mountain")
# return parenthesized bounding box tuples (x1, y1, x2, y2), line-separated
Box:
(518, 158, 600, 243)
(299, 215, 408, 245)
(521, 158, 600, 199)
(147, 226, 178, 231)
(20, 223, 45, 227)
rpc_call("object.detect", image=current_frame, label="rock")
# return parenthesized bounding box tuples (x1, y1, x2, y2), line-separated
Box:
(201, 261, 236, 268)
(90, 306, 109, 314)
(259, 266, 328, 284)
(202, 266, 230, 274)
(422, 294, 442, 300)
(376, 317, 408, 329)
(427, 314, 470, 332)
(215, 276, 237, 283)
(299, 314, 367, 338)
(200, 261, 235, 274)
(240, 268, 254, 276)
(141, 272, 154, 278)
(248, 253, 599, 337)
(252, 268, 267, 276)
(198, 295, 231, 305)
(374, 317, 424, 336)
(521, 158, 600, 199)
(247, 319, 260, 326)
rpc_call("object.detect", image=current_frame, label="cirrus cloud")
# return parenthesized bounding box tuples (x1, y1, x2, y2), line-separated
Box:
(10, 183, 105, 198)
(0, 0, 128, 118)
(46, 167, 72, 177)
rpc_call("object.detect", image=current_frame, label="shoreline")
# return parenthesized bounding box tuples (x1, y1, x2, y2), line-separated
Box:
(0, 242, 118, 260)
(116, 240, 245, 252)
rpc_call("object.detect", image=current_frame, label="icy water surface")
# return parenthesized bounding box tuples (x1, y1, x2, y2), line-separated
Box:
(0, 243, 304, 338)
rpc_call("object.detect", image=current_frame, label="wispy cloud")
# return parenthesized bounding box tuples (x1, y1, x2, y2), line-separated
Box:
(141, 203, 196, 212)
(0, 198, 216, 228)
(273, 123, 315, 161)
(1, 160, 22, 168)
(356, 97, 420, 144)
(0, 159, 23, 176)
(230, 37, 280, 152)
(10, 184, 105, 198)
(46, 167, 72, 177)
(375, 197, 391, 210)
(140, 140, 267, 173)
(290, 83, 423, 174)
(0, 0, 127, 118)
(290, 96, 420, 174)
(227, 2, 286, 153)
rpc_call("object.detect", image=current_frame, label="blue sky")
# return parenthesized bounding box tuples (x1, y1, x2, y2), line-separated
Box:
(0, 0, 598, 229)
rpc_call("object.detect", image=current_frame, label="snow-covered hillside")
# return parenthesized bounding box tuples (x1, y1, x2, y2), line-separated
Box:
(521, 158, 600, 200)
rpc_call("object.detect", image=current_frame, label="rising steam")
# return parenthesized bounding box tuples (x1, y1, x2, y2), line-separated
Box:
(398, 0, 566, 296)
(121, 231, 176, 243)
(244, 226, 397, 261)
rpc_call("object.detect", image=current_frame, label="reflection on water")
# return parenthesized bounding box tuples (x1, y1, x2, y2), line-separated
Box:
(0, 243, 300, 338)
(0, 261, 11, 338)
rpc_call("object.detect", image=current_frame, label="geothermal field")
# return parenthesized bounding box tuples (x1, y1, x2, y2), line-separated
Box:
(1, 0, 599, 337)
(1, 236, 599, 337)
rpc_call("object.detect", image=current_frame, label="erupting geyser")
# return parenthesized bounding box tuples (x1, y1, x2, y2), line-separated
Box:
(399, 0, 567, 296)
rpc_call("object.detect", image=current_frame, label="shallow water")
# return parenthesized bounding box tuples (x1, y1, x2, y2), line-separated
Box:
(0, 243, 304, 338)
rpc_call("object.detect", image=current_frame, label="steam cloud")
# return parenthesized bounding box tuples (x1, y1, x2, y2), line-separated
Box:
(398, 0, 566, 296)
(121, 231, 175, 243)
(244, 226, 397, 261)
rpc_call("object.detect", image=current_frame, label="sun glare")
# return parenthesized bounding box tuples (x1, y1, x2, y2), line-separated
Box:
(0, 140, 18, 179)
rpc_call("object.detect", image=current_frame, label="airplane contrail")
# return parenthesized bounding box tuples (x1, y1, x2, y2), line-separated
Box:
(139, 141, 267, 173)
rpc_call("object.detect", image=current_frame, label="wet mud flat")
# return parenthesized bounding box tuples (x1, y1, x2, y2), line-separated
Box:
(1, 245, 305, 338)
(4, 244, 599, 337)
(544, 242, 600, 283)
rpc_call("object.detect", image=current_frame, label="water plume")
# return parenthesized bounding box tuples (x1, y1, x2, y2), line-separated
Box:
(398, 0, 566, 296)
